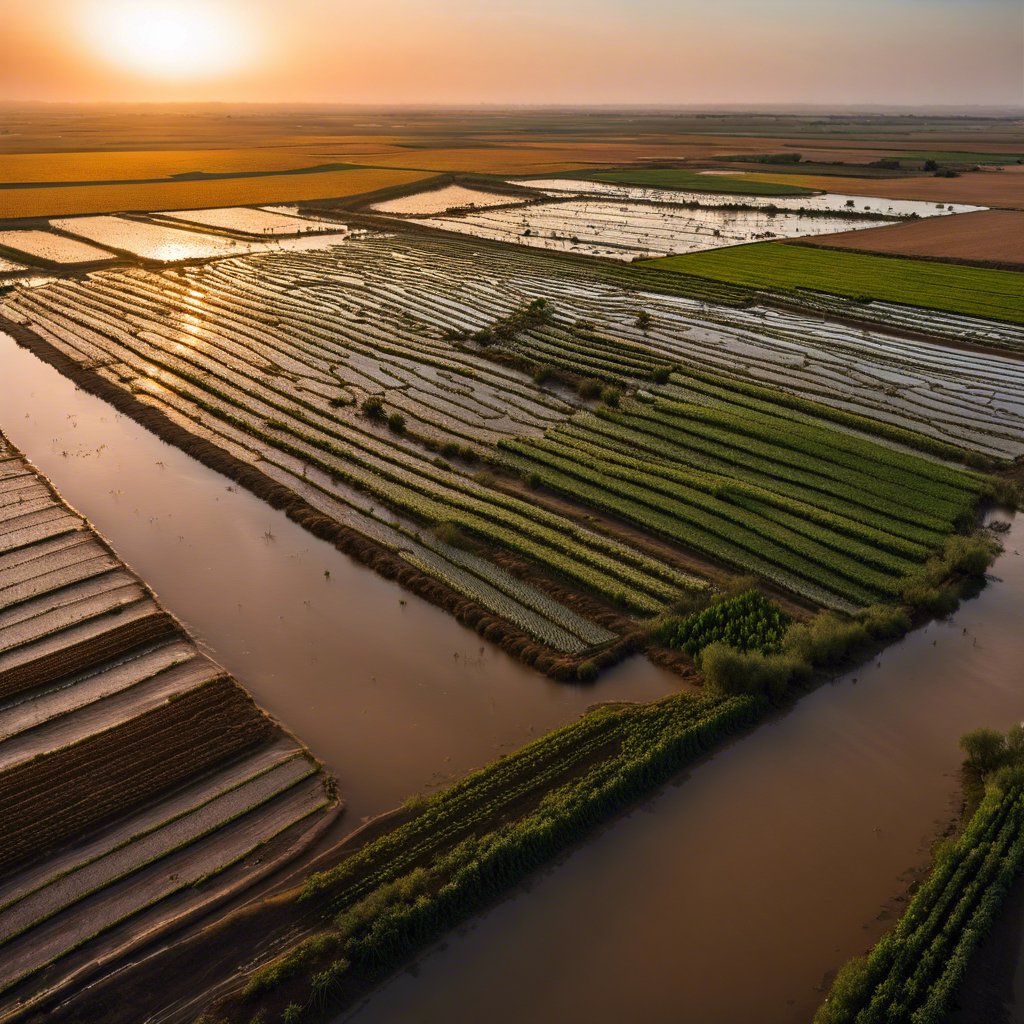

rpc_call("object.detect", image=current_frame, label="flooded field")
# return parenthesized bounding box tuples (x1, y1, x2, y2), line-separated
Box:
(339, 512, 1024, 1024)
(525, 177, 983, 217)
(0, 332, 678, 824)
(162, 206, 338, 236)
(49, 216, 346, 263)
(371, 184, 527, 215)
(0, 229, 115, 265)
(414, 197, 897, 259)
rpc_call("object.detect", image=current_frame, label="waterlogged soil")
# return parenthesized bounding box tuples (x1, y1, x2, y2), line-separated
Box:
(336, 514, 1024, 1024)
(0, 333, 677, 826)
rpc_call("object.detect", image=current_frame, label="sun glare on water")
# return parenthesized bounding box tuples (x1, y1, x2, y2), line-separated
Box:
(86, 1, 253, 80)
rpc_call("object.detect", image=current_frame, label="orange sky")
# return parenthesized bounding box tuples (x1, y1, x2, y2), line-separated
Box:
(1, 0, 1021, 106)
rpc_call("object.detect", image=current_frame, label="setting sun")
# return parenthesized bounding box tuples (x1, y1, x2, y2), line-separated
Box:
(83, 0, 252, 80)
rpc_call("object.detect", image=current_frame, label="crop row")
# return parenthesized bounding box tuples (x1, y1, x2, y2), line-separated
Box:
(816, 781, 1024, 1023)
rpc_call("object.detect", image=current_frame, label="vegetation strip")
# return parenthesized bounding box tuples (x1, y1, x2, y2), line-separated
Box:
(816, 726, 1024, 1024)
(641, 242, 1024, 326)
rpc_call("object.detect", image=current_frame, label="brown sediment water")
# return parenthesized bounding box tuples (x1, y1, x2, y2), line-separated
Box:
(0, 331, 677, 827)
(335, 516, 1024, 1024)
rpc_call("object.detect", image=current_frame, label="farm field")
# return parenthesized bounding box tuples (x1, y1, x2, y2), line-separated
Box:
(160, 206, 338, 236)
(0, 167, 435, 219)
(0, 103, 1020, 1024)
(371, 184, 528, 215)
(411, 198, 897, 260)
(558, 166, 815, 195)
(0, 227, 1013, 660)
(0, 229, 115, 266)
(50, 214, 345, 262)
(797, 208, 1024, 267)
(736, 167, 1024, 209)
(643, 241, 1024, 327)
(383, 177, 978, 261)
(522, 176, 979, 216)
(0, 431, 334, 1018)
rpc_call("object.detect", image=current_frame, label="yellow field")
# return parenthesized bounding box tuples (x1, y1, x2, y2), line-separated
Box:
(0, 167, 435, 219)
(0, 148, 327, 184)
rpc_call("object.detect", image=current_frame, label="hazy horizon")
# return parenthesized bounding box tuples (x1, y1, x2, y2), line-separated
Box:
(2, 0, 1021, 107)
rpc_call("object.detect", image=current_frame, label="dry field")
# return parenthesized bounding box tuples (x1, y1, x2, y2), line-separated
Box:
(0, 433, 335, 1018)
(798, 209, 1024, 267)
(736, 167, 1024, 209)
(0, 167, 433, 219)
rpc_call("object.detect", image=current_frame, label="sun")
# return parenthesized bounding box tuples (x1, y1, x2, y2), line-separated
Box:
(86, 1, 252, 80)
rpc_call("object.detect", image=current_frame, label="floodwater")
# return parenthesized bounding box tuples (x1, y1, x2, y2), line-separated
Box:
(371, 184, 523, 216)
(0, 332, 677, 825)
(339, 515, 1024, 1024)
(47, 216, 347, 263)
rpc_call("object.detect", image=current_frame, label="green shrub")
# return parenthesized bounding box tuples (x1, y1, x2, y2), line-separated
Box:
(387, 412, 406, 434)
(577, 377, 603, 400)
(600, 385, 621, 407)
(576, 660, 599, 683)
(361, 395, 385, 419)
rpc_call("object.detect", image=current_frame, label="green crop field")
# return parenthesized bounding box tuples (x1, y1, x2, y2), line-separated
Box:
(498, 367, 985, 609)
(642, 242, 1024, 325)
(558, 167, 814, 196)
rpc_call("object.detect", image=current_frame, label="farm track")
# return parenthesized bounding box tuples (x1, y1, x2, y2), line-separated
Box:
(0, 434, 335, 1020)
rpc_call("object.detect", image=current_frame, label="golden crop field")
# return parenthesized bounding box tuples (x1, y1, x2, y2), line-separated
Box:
(0, 167, 435, 219)
(0, 148, 324, 184)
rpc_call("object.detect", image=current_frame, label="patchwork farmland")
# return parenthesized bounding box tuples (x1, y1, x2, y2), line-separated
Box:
(0, 105, 1021, 1024)
(0, 432, 335, 1016)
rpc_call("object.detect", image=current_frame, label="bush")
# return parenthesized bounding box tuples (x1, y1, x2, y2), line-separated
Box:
(361, 395, 385, 419)
(858, 604, 911, 641)
(960, 728, 1008, 774)
(577, 377, 602, 400)
(576, 660, 599, 683)
(600, 386, 621, 407)
(636, 310, 653, 331)
(782, 613, 868, 666)
(699, 643, 804, 702)
(650, 366, 672, 385)
(531, 363, 554, 385)
(387, 412, 406, 434)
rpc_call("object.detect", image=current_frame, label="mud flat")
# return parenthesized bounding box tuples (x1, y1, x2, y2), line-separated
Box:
(0, 430, 335, 1021)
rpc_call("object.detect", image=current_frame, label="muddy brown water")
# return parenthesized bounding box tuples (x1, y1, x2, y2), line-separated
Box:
(333, 519, 1024, 1024)
(3, 330, 1023, 1022)
(0, 332, 677, 826)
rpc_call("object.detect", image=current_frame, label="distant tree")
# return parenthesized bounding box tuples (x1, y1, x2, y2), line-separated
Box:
(635, 310, 653, 332)
(923, 159, 939, 172)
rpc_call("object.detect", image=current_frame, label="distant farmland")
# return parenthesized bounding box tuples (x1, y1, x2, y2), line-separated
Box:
(558, 167, 814, 196)
(642, 242, 1024, 325)
(0, 167, 435, 219)
(798, 209, 1024, 268)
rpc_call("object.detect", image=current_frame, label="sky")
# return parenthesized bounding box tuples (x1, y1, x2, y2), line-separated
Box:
(0, 0, 1021, 106)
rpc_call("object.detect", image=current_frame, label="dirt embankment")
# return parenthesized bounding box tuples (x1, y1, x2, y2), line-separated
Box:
(799, 209, 1024, 269)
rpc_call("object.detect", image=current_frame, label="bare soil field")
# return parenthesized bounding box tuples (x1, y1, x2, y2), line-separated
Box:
(738, 167, 1024, 209)
(798, 209, 1024, 268)
(0, 433, 336, 1020)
